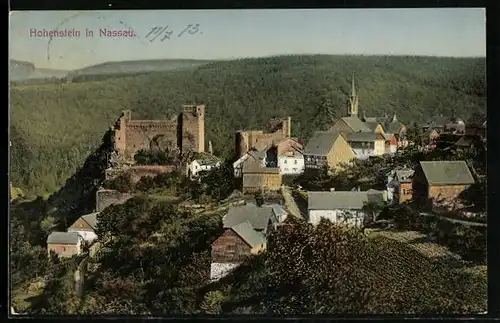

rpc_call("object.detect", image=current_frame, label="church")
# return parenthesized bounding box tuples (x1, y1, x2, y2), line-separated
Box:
(329, 73, 408, 148)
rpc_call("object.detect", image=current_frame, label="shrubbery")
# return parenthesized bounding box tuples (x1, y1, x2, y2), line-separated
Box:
(382, 204, 486, 264)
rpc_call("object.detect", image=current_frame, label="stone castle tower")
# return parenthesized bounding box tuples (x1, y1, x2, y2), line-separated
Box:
(179, 104, 205, 154)
(347, 72, 359, 117)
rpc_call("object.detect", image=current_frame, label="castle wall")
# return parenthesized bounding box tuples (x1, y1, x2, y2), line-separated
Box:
(124, 121, 178, 159)
(113, 106, 205, 159)
(125, 165, 179, 183)
(235, 117, 292, 158)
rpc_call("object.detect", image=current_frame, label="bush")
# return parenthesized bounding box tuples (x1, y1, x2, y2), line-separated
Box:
(103, 173, 134, 193)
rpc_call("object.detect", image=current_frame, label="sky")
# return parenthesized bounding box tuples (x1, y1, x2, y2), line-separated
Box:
(9, 8, 486, 70)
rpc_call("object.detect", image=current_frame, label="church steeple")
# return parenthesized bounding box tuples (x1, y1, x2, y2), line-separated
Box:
(392, 112, 397, 123)
(347, 72, 359, 117)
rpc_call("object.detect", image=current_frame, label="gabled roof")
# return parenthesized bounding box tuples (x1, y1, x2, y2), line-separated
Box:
(419, 161, 475, 185)
(304, 131, 341, 155)
(193, 153, 221, 166)
(247, 149, 266, 161)
(223, 203, 276, 230)
(47, 232, 80, 244)
(308, 190, 386, 210)
(364, 121, 382, 132)
(80, 212, 98, 230)
(344, 132, 384, 142)
(395, 169, 414, 183)
(383, 121, 405, 134)
(230, 221, 266, 248)
(340, 116, 372, 132)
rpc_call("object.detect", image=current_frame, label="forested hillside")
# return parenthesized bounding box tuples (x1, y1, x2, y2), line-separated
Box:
(10, 55, 486, 196)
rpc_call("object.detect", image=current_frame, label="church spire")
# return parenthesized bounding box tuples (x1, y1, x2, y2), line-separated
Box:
(347, 72, 359, 117)
(392, 112, 397, 123)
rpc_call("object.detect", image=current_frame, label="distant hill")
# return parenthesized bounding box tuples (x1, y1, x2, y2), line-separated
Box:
(10, 54, 486, 195)
(9, 58, 214, 84)
(71, 59, 215, 76)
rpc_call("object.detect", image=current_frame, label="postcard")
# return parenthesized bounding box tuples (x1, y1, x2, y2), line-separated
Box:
(9, 9, 487, 317)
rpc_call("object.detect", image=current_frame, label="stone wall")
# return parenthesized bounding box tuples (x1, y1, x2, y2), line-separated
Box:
(235, 117, 292, 158)
(428, 184, 469, 203)
(113, 105, 205, 161)
(125, 165, 179, 183)
(96, 189, 133, 212)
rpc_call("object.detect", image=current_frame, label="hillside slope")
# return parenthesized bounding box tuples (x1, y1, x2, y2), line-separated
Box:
(10, 55, 486, 195)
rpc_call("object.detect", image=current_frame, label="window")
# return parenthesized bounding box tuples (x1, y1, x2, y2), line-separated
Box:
(62, 247, 66, 252)
(284, 159, 287, 164)
(294, 160, 298, 165)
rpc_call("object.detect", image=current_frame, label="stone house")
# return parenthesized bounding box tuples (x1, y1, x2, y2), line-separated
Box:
(307, 190, 387, 227)
(263, 138, 305, 175)
(47, 232, 82, 258)
(412, 160, 475, 211)
(242, 163, 281, 194)
(233, 149, 266, 178)
(187, 153, 221, 178)
(304, 131, 356, 171)
(210, 203, 276, 281)
(386, 168, 414, 204)
(344, 132, 386, 159)
(67, 212, 99, 243)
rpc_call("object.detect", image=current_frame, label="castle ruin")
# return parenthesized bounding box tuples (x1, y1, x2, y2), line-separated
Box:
(113, 104, 205, 160)
(235, 117, 292, 158)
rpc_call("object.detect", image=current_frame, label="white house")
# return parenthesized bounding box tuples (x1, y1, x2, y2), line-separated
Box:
(277, 148, 305, 175)
(307, 190, 387, 227)
(233, 149, 266, 178)
(67, 212, 99, 243)
(188, 154, 222, 178)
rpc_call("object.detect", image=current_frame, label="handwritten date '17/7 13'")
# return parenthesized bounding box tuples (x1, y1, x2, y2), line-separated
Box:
(145, 24, 201, 42)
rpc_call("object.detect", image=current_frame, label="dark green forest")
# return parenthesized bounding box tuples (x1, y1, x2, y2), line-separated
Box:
(10, 55, 486, 196)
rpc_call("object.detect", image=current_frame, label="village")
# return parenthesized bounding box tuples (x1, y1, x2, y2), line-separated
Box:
(44, 74, 487, 284)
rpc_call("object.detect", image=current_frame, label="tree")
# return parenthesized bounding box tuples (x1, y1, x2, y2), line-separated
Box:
(362, 200, 388, 225)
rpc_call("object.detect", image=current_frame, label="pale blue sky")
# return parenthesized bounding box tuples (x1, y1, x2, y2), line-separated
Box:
(9, 8, 485, 70)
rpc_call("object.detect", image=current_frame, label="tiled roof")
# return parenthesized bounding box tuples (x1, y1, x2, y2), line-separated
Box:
(395, 169, 414, 183)
(230, 221, 266, 248)
(304, 131, 341, 155)
(193, 153, 221, 166)
(341, 116, 372, 132)
(308, 190, 386, 210)
(364, 121, 381, 131)
(47, 232, 80, 244)
(81, 212, 99, 230)
(223, 203, 276, 231)
(419, 161, 475, 185)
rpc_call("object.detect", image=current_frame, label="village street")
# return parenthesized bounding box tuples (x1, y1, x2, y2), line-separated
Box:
(281, 185, 304, 220)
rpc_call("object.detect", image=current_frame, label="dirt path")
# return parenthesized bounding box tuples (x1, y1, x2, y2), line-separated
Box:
(281, 186, 303, 220)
